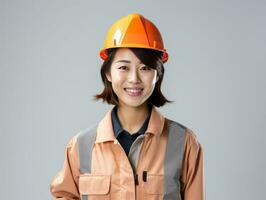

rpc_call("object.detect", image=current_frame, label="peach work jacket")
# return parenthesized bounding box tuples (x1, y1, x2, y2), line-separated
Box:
(50, 106, 205, 200)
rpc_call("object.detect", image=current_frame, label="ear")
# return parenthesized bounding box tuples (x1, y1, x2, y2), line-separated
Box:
(156, 75, 159, 83)
(105, 72, 112, 82)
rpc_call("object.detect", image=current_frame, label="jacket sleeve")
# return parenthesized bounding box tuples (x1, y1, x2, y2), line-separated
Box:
(50, 136, 80, 200)
(180, 129, 205, 200)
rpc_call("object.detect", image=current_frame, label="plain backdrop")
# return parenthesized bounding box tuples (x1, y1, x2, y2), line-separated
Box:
(1, 0, 266, 199)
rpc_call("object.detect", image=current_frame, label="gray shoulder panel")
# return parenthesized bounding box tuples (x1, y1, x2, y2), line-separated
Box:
(77, 124, 98, 174)
(163, 118, 187, 200)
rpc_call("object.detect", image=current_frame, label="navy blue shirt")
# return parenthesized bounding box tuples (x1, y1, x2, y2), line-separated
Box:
(111, 105, 152, 156)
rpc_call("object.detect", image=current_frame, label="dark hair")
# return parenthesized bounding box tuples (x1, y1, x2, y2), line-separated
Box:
(93, 48, 173, 107)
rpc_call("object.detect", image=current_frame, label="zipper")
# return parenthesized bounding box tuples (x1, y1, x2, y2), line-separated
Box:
(135, 134, 149, 200)
(115, 139, 137, 199)
(134, 174, 139, 185)
(115, 134, 149, 200)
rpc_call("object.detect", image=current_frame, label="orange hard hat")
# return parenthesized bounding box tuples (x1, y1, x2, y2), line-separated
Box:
(99, 13, 168, 63)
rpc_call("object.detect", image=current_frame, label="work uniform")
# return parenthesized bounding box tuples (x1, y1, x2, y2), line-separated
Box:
(50, 105, 205, 200)
(111, 104, 152, 156)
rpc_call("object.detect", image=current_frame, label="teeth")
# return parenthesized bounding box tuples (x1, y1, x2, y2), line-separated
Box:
(125, 88, 142, 93)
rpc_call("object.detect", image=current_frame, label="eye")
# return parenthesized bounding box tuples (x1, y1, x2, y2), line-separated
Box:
(118, 66, 129, 70)
(141, 66, 152, 71)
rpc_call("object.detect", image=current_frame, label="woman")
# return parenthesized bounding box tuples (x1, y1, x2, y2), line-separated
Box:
(50, 13, 205, 200)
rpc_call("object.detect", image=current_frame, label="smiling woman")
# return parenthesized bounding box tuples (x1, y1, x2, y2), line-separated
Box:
(50, 13, 205, 200)
(107, 49, 157, 104)
(94, 47, 171, 108)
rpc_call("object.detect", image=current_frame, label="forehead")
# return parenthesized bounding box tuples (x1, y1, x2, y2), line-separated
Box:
(112, 48, 142, 64)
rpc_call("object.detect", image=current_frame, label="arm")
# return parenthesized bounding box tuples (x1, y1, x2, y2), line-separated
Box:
(50, 136, 80, 200)
(180, 129, 205, 200)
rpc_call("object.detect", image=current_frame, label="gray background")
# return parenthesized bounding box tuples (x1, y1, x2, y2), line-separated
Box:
(1, 0, 265, 199)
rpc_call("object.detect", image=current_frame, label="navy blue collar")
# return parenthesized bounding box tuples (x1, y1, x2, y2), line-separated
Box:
(111, 105, 152, 138)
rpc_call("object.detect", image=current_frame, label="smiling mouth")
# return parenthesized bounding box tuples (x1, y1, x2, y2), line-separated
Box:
(124, 88, 143, 96)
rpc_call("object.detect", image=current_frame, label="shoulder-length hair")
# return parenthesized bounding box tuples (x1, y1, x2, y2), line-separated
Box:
(93, 48, 173, 107)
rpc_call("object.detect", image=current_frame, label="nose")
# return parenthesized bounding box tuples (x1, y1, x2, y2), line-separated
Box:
(128, 69, 141, 83)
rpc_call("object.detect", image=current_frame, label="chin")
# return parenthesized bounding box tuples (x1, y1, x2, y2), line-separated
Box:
(120, 99, 148, 108)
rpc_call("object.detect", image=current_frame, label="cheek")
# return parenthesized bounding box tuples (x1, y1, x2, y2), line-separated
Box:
(143, 72, 157, 86)
(111, 74, 123, 84)
(110, 74, 125, 90)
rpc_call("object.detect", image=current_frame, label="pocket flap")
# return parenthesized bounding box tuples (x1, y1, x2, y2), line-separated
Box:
(143, 174, 164, 194)
(79, 174, 111, 195)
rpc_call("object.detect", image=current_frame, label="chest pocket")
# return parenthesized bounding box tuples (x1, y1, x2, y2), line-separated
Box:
(79, 174, 111, 200)
(143, 174, 164, 199)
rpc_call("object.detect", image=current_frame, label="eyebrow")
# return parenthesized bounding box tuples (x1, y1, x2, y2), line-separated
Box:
(115, 60, 143, 65)
(115, 60, 131, 63)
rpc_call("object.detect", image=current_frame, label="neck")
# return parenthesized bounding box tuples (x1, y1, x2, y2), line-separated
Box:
(116, 103, 150, 134)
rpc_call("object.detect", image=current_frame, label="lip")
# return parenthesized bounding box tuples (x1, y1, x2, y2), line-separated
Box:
(124, 87, 144, 90)
(124, 88, 143, 96)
